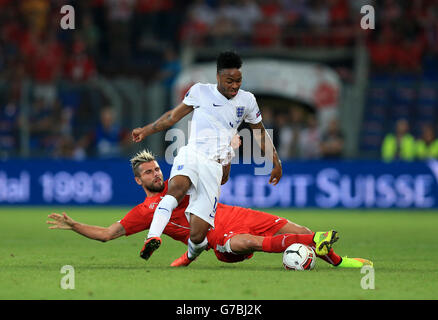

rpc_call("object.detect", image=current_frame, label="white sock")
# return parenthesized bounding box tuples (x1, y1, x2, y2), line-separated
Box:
(187, 237, 208, 260)
(147, 195, 178, 238)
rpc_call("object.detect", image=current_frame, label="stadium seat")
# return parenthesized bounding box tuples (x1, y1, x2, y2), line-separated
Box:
(416, 103, 436, 118)
(389, 104, 411, 120)
(364, 103, 387, 121)
(417, 81, 438, 104)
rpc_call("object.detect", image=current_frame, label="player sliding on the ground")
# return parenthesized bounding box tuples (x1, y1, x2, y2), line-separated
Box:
(131, 51, 282, 265)
(46, 150, 372, 268)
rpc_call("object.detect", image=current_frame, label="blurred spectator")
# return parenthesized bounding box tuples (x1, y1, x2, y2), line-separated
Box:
(281, 0, 309, 46)
(135, 0, 176, 46)
(64, 37, 97, 82)
(276, 112, 293, 159)
(281, 0, 309, 24)
(235, 0, 262, 37)
(186, 0, 217, 28)
(179, 0, 214, 46)
(156, 46, 181, 90)
(93, 107, 129, 158)
(253, 0, 282, 47)
(0, 96, 20, 157)
(416, 124, 438, 160)
(289, 107, 306, 158)
(380, 0, 402, 23)
(252, 17, 281, 47)
(367, 28, 396, 72)
(209, 0, 238, 47)
(320, 117, 344, 159)
(381, 119, 415, 162)
(0, 0, 437, 161)
(277, 107, 306, 159)
(393, 37, 424, 73)
(329, 0, 350, 26)
(20, 0, 50, 38)
(29, 32, 64, 107)
(53, 134, 77, 159)
(28, 97, 57, 155)
(328, 0, 353, 46)
(104, 0, 136, 64)
(306, 0, 330, 31)
(298, 113, 321, 159)
(52, 134, 87, 160)
(259, 106, 279, 149)
(80, 13, 101, 58)
(155, 46, 181, 108)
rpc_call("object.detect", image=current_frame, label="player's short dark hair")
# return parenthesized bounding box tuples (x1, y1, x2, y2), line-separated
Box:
(217, 51, 242, 73)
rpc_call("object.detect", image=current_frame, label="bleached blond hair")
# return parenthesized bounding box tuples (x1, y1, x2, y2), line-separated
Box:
(130, 149, 156, 176)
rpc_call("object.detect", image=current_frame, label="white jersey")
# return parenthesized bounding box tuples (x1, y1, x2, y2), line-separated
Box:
(182, 83, 262, 164)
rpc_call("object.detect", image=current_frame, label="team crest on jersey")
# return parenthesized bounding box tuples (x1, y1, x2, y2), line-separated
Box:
(236, 106, 245, 118)
(149, 202, 159, 209)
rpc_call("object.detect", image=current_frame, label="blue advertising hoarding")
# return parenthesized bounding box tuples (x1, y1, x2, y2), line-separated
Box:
(1, 159, 438, 209)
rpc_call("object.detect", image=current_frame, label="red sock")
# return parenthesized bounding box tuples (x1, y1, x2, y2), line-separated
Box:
(316, 248, 342, 266)
(262, 233, 315, 253)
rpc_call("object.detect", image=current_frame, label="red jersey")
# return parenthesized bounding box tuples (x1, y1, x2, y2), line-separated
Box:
(119, 181, 191, 244)
(119, 180, 288, 263)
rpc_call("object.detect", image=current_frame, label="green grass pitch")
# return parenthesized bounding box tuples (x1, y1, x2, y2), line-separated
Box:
(1, 207, 437, 300)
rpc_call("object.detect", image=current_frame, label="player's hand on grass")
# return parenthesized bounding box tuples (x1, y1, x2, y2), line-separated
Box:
(47, 212, 75, 230)
(132, 127, 146, 143)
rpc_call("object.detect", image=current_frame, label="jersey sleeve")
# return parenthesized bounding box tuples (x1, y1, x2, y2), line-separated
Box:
(119, 204, 153, 236)
(244, 93, 262, 124)
(182, 83, 201, 108)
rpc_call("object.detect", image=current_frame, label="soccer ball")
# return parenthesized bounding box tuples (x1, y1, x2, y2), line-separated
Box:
(282, 243, 316, 271)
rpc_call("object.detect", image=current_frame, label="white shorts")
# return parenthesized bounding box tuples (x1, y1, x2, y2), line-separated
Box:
(169, 145, 223, 227)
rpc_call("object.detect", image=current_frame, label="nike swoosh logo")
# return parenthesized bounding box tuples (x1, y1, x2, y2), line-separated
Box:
(158, 207, 169, 212)
(213, 103, 223, 107)
(275, 218, 282, 223)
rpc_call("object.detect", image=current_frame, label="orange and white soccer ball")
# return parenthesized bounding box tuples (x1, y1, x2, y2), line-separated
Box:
(282, 243, 316, 270)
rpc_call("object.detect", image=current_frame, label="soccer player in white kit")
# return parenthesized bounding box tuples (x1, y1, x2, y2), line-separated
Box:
(131, 51, 282, 265)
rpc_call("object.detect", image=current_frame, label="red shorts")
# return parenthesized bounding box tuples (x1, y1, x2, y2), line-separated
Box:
(207, 204, 288, 263)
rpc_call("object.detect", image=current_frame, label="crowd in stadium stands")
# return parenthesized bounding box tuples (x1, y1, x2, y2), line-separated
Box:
(0, 0, 438, 160)
(262, 106, 344, 160)
(181, 0, 361, 48)
(382, 119, 438, 162)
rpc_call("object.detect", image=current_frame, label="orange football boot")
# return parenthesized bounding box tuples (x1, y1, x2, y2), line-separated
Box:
(170, 251, 195, 267)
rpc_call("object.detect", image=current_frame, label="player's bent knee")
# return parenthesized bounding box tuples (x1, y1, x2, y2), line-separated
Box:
(168, 176, 191, 202)
(190, 232, 206, 244)
(189, 214, 210, 244)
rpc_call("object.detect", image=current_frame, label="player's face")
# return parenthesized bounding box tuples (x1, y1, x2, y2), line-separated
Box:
(135, 161, 165, 193)
(217, 69, 242, 99)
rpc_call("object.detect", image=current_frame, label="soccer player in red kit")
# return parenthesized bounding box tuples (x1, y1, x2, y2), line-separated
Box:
(47, 150, 372, 268)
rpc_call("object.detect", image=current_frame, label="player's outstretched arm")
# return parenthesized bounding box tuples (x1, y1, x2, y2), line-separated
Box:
(249, 121, 282, 185)
(132, 103, 194, 142)
(47, 212, 126, 242)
